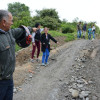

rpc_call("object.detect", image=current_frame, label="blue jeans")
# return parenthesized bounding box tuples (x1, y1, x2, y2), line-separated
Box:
(88, 33, 91, 40)
(92, 30, 95, 39)
(77, 30, 82, 38)
(0, 79, 13, 100)
(42, 48, 50, 64)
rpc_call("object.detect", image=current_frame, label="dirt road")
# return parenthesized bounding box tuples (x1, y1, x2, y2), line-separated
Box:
(14, 39, 100, 100)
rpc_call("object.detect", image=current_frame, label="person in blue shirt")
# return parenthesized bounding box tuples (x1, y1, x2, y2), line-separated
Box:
(88, 26, 92, 40)
(82, 23, 87, 39)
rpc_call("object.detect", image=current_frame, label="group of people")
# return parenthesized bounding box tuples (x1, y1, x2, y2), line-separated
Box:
(0, 10, 57, 100)
(0, 9, 97, 100)
(31, 23, 58, 66)
(77, 21, 96, 40)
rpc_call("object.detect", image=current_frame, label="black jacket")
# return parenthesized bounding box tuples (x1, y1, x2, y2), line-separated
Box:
(35, 29, 41, 41)
(41, 33, 57, 52)
(0, 27, 33, 80)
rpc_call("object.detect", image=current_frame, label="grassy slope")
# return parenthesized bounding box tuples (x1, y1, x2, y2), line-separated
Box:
(49, 30, 77, 42)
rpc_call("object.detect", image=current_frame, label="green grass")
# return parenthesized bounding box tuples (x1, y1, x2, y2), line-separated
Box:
(49, 30, 67, 37)
(15, 44, 22, 52)
(49, 30, 77, 42)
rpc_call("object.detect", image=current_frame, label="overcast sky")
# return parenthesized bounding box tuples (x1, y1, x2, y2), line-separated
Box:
(0, 0, 100, 27)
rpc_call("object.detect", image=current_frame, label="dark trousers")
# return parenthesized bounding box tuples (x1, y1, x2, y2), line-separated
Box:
(32, 40, 40, 59)
(0, 79, 13, 100)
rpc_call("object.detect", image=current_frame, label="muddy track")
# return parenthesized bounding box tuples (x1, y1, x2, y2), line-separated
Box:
(14, 39, 100, 100)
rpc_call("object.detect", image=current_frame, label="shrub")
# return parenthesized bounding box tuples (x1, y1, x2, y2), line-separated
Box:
(61, 23, 75, 34)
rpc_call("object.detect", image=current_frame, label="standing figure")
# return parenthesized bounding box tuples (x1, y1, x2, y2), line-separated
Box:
(77, 21, 82, 39)
(88, 26, 92, 40)
(82, 23, 87, 39)
(0, 10, 36, 100)
(31, 23, 44, 62)
(41, 27, 58, 66)
(92, 24, 95, 40)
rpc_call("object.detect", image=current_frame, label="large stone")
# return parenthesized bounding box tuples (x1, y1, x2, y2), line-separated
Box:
(72, 89, 79, 98)
(69, 88, 73, 92)
(92, 95, 98, 100)
(76, 80, 84, 84)
(86, 97, 89, 100)
(81, 57, 86, 62)
(72, 83, 77, 89)
(77, 84, 84, 88)
(88, 81, 94, 84)
(69, 89, 79, 98)
(79, 91, 89, 98)
(77, 58, 81, 62)
(29, 75, 32, 78)
(13, 87, 17, 93)
(75, 58, 78, 61)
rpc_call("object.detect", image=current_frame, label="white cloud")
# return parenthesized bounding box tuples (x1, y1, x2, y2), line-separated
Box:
(0, 0, 100, 27)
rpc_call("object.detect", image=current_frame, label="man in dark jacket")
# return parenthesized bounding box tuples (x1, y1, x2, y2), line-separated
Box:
(77, 21, 82, 39)
(41, 27, 58, 66)
(0, 10, 36, 100)
(82, 23, 87, 39)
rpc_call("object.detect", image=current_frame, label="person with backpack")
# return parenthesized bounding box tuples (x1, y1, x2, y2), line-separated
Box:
(41, 27, 58, 66)
(82, 23, 87, 39)
(31, 23, 44, 62)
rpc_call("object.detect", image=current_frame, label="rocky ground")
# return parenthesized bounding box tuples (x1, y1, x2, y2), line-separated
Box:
(13, 39, 100, 100)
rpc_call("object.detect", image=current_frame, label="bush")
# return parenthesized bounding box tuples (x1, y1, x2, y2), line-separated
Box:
(65, 33, 75, 42)
(62, 27, 74, 34)
(61, 23, 75, 34)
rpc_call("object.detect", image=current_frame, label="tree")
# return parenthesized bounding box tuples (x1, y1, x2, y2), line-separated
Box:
(72, 17, 79, 23)
(8, 2, 32, 28)
(42, 16, 60, 30)
(8, 2, 30, 17)
(36, 9, 59, 19)
(33, 8, 61, 30)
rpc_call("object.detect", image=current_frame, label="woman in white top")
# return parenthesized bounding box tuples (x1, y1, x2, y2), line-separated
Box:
(92, 24, 95, 39)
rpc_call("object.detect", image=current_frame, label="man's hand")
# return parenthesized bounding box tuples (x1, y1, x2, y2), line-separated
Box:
(43, 43, 45, 45)
(56, 42, 59, 44)
(33, 28, 37, 32)
(32, 42, 35, 46)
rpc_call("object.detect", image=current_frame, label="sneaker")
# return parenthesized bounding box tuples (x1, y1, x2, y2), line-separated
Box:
(30, 59, 34, 63)
(45, 62, 49, 65)
(41, 63, 46, 66)
(92, 38, 95, 40)
(36, 58, 40, 62)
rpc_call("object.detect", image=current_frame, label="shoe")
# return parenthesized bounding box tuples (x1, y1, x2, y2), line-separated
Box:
(36, 58, 40, 62)
(30, 59, 34, 63)
(45, 62, 49, 65)
(41, 63, 46, 66)
(92, 38, 95, 40)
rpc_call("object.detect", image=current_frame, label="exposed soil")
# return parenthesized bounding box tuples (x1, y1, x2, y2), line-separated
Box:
(13, 39, 100, 100)
(14, 36, 66, 86)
